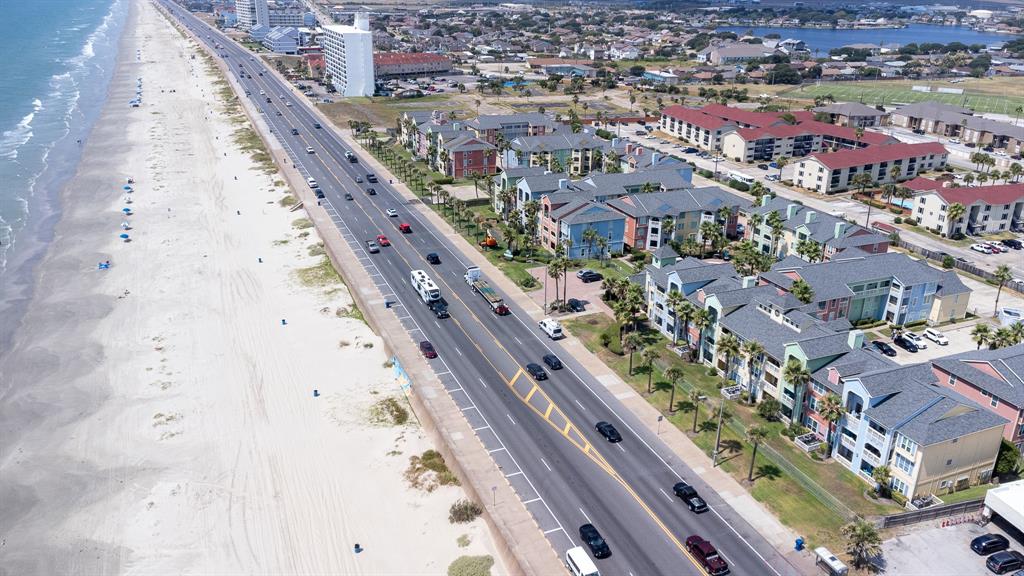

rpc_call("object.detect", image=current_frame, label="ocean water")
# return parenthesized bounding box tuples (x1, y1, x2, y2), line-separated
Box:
(0, 0, 128, 342)
(716, 24, 1015, 55)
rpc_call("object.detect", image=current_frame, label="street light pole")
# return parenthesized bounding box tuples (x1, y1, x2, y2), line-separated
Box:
(712, 398, 726, 467)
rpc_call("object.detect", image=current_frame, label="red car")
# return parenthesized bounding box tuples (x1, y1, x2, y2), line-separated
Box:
(685, 535, 729, 575)
(419, 340, 437, 359)
(493, 304, 510, 315)
(376, 234, 390, 246)
(399, 223, 412, 234)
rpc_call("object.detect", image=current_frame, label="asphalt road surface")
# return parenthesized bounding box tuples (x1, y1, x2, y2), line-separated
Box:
(161, 6, 804, 575)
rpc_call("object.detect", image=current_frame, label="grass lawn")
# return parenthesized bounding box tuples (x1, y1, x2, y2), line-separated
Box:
(784, 80, 1024, 116)
(317, 94, 461, 129)
(939, 484, 992, 504)
(563, 313, 905, 550)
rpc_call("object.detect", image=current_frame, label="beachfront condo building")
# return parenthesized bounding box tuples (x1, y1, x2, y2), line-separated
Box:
(236, 0, 268, 30)
(323, 13, 375, 98)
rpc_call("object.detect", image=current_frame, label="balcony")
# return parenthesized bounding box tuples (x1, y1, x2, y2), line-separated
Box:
(846, 411, 863, 428)
(841, 433, 857, 451)
(761, 380, 779, 396)
(764, 362, 780, 377)
(867, 427, 886, 448)
(862, 448, 882, 466)
(779, 391, 796, 408)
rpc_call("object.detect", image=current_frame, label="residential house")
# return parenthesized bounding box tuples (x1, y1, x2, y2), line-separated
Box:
(891, 101, 1024, 153)
(812, 102, 889, 128)
(835, 363, 1005, 499)
(905, 176, 1024, 236)
(794, 142, 949, 194)
(745, 196, 891, 260)
(607, 186, 747, 251)
(932, 346, 1024, 451)
(698, 42, 777, 65)
(551, 201, 626, 259)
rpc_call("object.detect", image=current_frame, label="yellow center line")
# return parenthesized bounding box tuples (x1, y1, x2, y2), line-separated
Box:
(523, 385, 538, 403)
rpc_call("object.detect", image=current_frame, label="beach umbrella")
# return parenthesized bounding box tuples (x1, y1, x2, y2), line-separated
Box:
(119, 233, 130, 242)
(123, 185, 132, 191)
(121, 221, 130, 230)
(122, 208, 132, 214)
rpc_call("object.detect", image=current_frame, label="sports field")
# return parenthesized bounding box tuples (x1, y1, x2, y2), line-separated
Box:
(783, 80, 1024, 116)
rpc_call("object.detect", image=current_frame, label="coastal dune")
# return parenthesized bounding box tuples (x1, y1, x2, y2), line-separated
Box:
(0, 1, 499, 574)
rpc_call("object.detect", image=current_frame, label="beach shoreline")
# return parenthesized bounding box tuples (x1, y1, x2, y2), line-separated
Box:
(0, 1, 500, 573)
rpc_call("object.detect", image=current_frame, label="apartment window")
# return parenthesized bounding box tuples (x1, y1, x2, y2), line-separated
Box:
(895, 453, 915, 474)
(891, 477, 909, 496)
(991, 396, 999, 408)
(949, 374, 957, 387)
(897, 434, 918, 456)
(946, 458, 954, 467)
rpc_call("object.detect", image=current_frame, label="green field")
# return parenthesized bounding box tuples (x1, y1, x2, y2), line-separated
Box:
(784, 82, 1024, 116)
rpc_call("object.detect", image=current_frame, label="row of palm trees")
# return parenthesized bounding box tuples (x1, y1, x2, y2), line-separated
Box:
(971, 320, 1024, 350)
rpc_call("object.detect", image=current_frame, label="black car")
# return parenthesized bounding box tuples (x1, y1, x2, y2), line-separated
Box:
(290, 128, 299, 135)
(683, 147, 699, 154)
(893, 335, 919, 353)
(315, 190, 325, 199)
(344, 193, 353, 201)
(579, 271, 604, 283)
(526, 362, 547, 380)
(988, 550, 1024, 574)
(1001, 239, 1022, 250)
(429, 301, 449, 319)
(673, 481, 709, 513)
(313, 122, 322, 129)
(367, 188, 376, 195)
(757, 163, 770, 170)
(972, 534, 1010, 556)
(566, 298, 585, 313)
(578, 524, 611, 559)
(596, 421, 622, 443)
(542, 354, 562, 370)
(425, 252, 441, 265)
(871, 340, 897, 357)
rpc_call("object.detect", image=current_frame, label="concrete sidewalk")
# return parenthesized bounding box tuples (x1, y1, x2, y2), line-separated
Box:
(339, 132, 818, 575)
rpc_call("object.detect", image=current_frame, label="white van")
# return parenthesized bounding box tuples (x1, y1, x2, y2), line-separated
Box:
(565, 546, 599, 576)
(539, 318, 563, 340)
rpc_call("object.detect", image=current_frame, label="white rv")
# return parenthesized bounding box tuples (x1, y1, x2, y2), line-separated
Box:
(410, 269, 440, 303)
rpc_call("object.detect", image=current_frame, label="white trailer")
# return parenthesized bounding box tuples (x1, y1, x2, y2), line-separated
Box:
(410, 269, 440, 303)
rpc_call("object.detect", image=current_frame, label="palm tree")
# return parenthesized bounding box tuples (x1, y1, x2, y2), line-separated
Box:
(596, 236, 608, 264)
(947, 202, 966, 236)
(741, 340, 765, 404)
(851, 172, 876, 227)
(624, 332, 645, 376)
(547, 260, 563, 311)
(872, 465, 893, 498)
(661, 216, 675, 243)
(687, 388, 702, 428)
(716, 333, 741, 382)
(775, 156, 789, 180)
(582, 226, 599, 260)
(842, 519, 882, 570)
(665, 290, 686, 346)
(746, 426, 769, 481)
(766, 211, 784, 257)
(699, 220, 720, 258)
(791, 279, 815, 304)
(665, 366, 685, 413)
(971, 323, 992, 350)
(1009, 162, 1022, 183)
(1010, 322, 1024, 345)
(782, 358, 811, 415)
(691, 308, 711, 363)
(641, 347, 661, 394)
(817, 393, 844, 459)
(994, 264, 1013, 316)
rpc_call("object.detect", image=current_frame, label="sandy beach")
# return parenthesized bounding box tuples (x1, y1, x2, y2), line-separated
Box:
(0, 1, 500, 574)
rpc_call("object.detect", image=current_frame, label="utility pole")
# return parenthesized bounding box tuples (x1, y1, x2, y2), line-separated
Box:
(712, 398, 727, 467)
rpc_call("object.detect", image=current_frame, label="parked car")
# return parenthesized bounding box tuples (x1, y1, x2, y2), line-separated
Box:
(893, 335, 919, 353)
(566, 298, 586, 313)
(576, 268, 596, 279)
(1001, 239, 1022, 250)
(419, 340, 437, 359)
(904, 332, 928, 349)
(543, 354, 563, 370)
(526, 363, 547, 380)
(987, 550, 1024, 574)
(757, 163, 770, 170)
(673, 481, 708, 513)
(685, 535, 729, 575)
(425, 252, 441, 265)
(579, 271, 603, 283)
(972, 534, 1010, 555)
(871, 340, 897, 357)
(986, 242, 1009, 253)
(595, 421, 622, 443)
(683, 147, 699, 154)
(365, 240, 380, 253)
(923, 328, 949, 345)
(376, 235, 390, 246)
(578, 524, 611, 559)
(315, 190, 325, 199)
(972, 243, 994, 254)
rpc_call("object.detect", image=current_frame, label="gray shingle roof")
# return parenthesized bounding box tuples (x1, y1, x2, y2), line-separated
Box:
(813, 102, 887, 118)
(560, 202, 625, 226)
(511, 131, 608, 153)
(766, 252, 955, 303)
(467, 112, 556, 131)
(605, 186, 748, 218)
(932, 345, 1024, 407)
(750, 196, 888, 251)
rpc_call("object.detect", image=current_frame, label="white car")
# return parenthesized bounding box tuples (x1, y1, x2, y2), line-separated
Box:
(285, 101, 292, 107)
(923, 328, 949, 345)
(970, 243, 993, 254)
(905, 332, 928, 349)
(305, 146, 315, 154)
(259, 89, 265, 95)
(576, 268, 595, 279)
(948, 138, 960, 144)
(986, 242, 1008, 253)
(386, 208, 398, 217)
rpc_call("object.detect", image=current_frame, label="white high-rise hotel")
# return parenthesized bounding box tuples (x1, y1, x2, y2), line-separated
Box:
(236, 0, 268, 30)
(323, 13, 375, 98)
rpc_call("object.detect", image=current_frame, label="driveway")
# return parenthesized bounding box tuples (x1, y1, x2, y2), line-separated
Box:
(882, 519, 1021, 576)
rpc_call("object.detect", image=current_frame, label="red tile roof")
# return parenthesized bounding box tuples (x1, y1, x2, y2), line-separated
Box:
(735, 123, 816, 140)
(810, 121, 895, 146)
(906, 177, 1024, 205)
(701, 103, 779, 127)
(805, 142, 948, 171)
(373, 52, 451, 66)
(661, 105, 731, 131)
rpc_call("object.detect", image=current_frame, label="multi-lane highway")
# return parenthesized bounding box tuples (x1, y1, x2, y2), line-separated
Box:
(161, 5, 802, 575)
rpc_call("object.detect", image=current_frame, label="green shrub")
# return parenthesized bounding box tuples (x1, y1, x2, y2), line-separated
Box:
(727, 179, 750, 192)
(942, 255, 955, 269)
(433, 176, 455, 185)
(698, 169, 714, 178)
(996, 439, 1021, 477)
(758, 398, 782, 421)
(894, 217, 903, 224)
(599, 332, 612, 348)
(404, 450, 460, 491)
(519, 275, 537, 289)
(889, 207, 902, 215)
(891, 491, 909, 507)
(447, 555, 494, 576)
(369, 397, 410, 426)
(449, 499, 483, 524)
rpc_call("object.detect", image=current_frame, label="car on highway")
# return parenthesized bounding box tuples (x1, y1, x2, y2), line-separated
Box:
(685, 535, 729, 575)
(972, 243, 995, 254)
(313, 122, 322, 129)
(355, 176, 363, 183)
(526, 363, 548, 380)
(429, 301, 449, 319)
(673, 481, 708, 513)
(290, 128, 299, 135)
(923, 328, 949, 345)
(376, 234, 390, 246)
(305, 146, 315, 154)
(386, 208, 398, 217)
(399, 223, 412, 234)
(871, 340, 897, 357)
(566, 298, 585, 313)
(259, 89, 265, 95)
(365, 240, 380, 253)
(275, 110, 282, 116)
(904, 331, 928, 349)
(344, 193, 353, 201)
(265, 97, 271, 103)
(543, 354, 563, 370)
(578, 524, 611, 559)
(893, 335, 919, 353)
(425, 252, 441, 265)
(285, 101, 292, 107)
(595, 421, 622, 443)
(987, 550, 1024, 574)
(366, 173, 378, 183)
(972, 534, 1010, 555)
(579, 270, 603, 283)
(367, 188, 377, 195)
(419, 340, 438, 359)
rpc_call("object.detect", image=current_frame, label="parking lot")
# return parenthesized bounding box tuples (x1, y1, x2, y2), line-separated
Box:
(883, 519, 1022, 575)
(525, 266, 611, 317)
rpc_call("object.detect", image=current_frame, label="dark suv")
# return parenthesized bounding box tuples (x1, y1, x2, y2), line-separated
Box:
(685, 535, 729, 575)
(579, 270, 603, 283)
(893, 335, 919, 353)
(543, 354, 562, 370)
(526, 362, 547, 380)
(987, 550, 1024, 574)
(673, 481, 708, 513)
(972, 534, 1010, 555)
